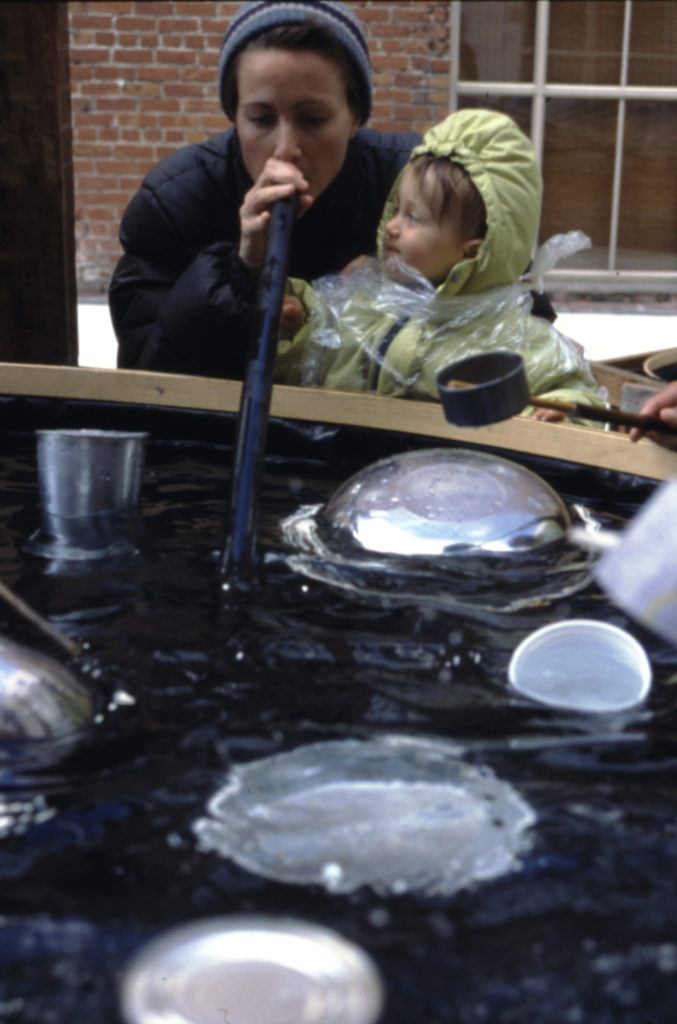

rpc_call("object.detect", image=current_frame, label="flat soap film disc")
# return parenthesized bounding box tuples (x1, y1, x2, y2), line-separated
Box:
(322, 448, 570, 555)
(120, 916, 384, 1024)
(193, 736, 535, 897)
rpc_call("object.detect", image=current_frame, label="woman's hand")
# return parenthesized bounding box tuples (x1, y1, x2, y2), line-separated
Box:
(629, 381, 677, 451)
(238, 157, 313, 275)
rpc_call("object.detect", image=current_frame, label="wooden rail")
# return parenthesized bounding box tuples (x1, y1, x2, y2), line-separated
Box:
(1, 363, 675, 481)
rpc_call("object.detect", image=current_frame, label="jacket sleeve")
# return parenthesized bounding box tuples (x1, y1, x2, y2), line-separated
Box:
(109, 186, 256, 378)
(110, 244, 257, 377)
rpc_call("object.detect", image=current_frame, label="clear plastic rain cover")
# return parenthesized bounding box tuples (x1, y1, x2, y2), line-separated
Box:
(193, 736, 535, 897)
(276, 232, 596, 405)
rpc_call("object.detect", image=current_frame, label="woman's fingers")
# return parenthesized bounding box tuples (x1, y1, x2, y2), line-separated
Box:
(257, 157, 309, 191)
(632, 429, 677, 451)
(241, 182, 296, 229)
(244, 159, 309, 217)
(238, 159, 312, 274)
(630, 382, 677, 448)
(238, 183, 295, 271)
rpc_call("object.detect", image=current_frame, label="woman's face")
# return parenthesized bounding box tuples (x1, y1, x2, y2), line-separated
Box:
(235, 48, 360, 199)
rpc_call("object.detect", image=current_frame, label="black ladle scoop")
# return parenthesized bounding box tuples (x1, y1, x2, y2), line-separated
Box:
(436, 350, 675, 432)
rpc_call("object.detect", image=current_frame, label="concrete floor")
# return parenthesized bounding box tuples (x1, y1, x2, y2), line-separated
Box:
(77, 301, 676, 371)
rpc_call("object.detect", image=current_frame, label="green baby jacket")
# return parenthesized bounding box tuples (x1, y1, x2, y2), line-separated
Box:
(275, 109, 601, 411)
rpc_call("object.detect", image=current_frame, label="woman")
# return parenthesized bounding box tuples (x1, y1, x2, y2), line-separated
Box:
(109, 1, 419, 377)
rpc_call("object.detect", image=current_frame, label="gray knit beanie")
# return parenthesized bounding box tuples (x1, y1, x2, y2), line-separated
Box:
(219, 1, 372, 123)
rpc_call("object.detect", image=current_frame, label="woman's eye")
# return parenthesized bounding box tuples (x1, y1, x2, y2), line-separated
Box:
(299, 114, 327, 128)
(249, 114, 275, 127)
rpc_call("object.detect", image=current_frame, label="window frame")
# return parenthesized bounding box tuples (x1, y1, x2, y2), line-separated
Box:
(449, 0, 677, 292)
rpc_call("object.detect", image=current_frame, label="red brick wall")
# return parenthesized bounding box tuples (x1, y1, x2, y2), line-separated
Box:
(69, 1, 451, 297)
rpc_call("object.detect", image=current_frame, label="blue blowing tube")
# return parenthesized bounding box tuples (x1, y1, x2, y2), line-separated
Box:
(221, 193, 299, 580)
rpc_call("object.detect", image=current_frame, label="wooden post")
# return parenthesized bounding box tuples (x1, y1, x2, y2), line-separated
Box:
(0, 2, 77, 364)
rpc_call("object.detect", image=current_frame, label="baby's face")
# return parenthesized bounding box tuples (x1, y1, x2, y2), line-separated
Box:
(382, 166, 477, 285)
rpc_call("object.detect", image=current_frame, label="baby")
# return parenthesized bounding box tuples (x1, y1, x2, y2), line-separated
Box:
(275, 108, 602, 420)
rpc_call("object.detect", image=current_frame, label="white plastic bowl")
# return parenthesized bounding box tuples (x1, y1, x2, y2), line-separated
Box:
(508, 618, 652, 713)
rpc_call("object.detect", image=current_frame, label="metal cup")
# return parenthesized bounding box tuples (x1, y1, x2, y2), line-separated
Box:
(26, 429, 148, 560)
(36, 429, 148, 518)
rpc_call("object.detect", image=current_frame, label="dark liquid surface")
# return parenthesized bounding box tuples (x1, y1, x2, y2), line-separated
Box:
(1, 434, 676, 1023)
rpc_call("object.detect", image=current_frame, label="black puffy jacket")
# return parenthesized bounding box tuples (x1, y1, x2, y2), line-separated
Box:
(109, 126, 419, 378)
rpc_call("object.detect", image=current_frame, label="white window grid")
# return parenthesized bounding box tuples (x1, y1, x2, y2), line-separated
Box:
(449, 0, 677, 292)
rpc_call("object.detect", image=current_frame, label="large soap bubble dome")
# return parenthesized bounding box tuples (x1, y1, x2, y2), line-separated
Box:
(282, 447, 595, 614)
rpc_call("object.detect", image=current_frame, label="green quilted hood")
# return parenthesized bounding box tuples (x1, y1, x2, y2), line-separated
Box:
(377, 109, 543, 296)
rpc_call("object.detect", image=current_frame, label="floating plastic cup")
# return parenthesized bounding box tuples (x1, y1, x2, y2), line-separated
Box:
(120, 915, 385, 1024)
(25, 429, 148, 560)
(508, 619, 652, 714)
